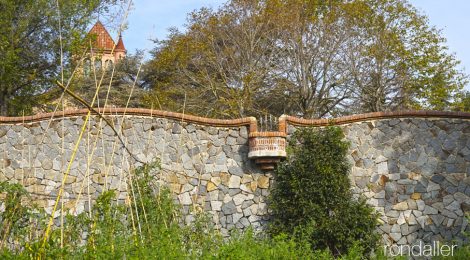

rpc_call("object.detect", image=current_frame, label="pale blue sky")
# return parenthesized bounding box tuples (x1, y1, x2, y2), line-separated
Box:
(123, 0, 469, 79)
(123, 0, 225, 54)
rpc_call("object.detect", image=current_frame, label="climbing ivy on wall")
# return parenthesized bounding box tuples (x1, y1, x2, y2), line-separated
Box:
(268, 126, 379, 256)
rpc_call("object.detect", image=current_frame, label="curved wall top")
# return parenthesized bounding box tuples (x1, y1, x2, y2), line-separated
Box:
(0, 108, 258, 130)
(3, 109, 470, 142)
(279, 110, 470, 131)
(3, 108, 470, 130)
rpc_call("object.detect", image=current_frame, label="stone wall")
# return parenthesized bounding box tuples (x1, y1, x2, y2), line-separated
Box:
(286, 115, 470, 247)
(1, 109, 470, 246)
(0, 109, 270, 236)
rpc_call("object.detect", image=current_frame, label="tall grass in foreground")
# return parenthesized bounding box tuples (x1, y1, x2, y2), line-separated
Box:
(3, 161, 469, 259)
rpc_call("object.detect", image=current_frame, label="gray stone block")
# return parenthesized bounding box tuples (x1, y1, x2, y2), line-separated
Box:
(222, 201, 237, 215)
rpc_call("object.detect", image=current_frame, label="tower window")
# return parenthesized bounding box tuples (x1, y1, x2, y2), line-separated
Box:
(94, 59, 102, 70)
(84, 59, 91, 76)
(105, 59, 113, 68)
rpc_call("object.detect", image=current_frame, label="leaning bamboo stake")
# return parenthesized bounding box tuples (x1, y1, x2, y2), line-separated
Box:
(60, 200, 64, 249)
(115, 136, 128, 203)
(97, 60, 118, 191)
(94, 50, 147, 233)
(55, 81, 143, 164)
(42, 109, 91, 247)
(134, 172, 150, 231)
(43, 55, 112, 249)
(125, 128, 145, 243)
(103, 116, 119, 191)
(60, 99, 65, 249)
(86, 119, 92, 219)
(128, 165, 144, 244)
(69, 116, 101, 216)
(71, 102, 113, 214)
(180, 93, 200, 213)
(124, 160, 138, 246)
(135, 104, 154, 230)
(21, 110, 25, 187)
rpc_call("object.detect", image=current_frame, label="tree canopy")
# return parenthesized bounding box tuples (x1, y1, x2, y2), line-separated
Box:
(1, 0, 467, 118)
(144, 0, 467, 119)
(0, 0, 124, 116)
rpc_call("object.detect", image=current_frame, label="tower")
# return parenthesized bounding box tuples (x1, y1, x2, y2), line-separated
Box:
(86, 21, 126, 70)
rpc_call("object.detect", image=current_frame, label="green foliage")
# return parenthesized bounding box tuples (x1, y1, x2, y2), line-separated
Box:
(269, 126, 379, 256)
(145, 0, 467, 118)
(0, 157, 383, 258)
(0, 0, 124, 116)
(211, 230, 317, 259)
(0, 182, 42, 251)
(348, 0, 467, 112)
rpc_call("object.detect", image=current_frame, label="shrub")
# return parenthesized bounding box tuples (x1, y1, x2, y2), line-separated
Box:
(268, 126, 379, 256)
(0, 181, 48, 255)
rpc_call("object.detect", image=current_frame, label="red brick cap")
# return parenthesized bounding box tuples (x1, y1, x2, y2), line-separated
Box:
(2, 109, 470, 136)
(249, 132, 286, 138)
(0, 108, 257, 132)
(281, 110, 470, 128)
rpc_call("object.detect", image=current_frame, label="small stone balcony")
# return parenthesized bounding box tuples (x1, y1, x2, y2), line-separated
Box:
(248, 132, 287, 171)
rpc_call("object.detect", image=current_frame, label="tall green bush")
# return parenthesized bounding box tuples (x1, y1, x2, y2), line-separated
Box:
(268, 126, 379, 256)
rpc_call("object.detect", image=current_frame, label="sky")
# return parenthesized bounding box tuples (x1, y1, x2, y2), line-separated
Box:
(122, 0, 470, 79)
(123, 0, 226, 55)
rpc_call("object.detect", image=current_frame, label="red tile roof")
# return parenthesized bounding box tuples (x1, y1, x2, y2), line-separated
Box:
(88, 21, 116, 51)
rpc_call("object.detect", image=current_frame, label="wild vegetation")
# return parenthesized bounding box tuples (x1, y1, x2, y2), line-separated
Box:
(1, 160, 376, 259)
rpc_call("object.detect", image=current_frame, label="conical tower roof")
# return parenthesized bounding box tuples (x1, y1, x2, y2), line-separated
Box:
(115, 34, 126, 52)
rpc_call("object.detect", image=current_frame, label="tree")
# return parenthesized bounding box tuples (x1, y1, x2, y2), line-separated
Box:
(0, 0, 123, 116)
(145, 0, 467, 119)
(452, 91, 470, 112)
(145, 0, 355, 118)
(144, 1, 283, 118)
(268, 127, 378, 256)
(346, 0, 467, 112)
(264, 0, 357, 118)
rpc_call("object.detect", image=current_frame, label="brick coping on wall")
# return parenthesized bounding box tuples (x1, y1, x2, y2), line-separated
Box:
(278, 110, 470, 132)
(2, 108, 470, 134)
(0, 108, 258, 132)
